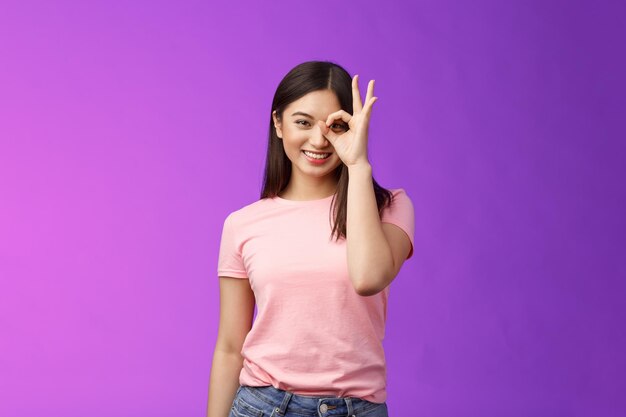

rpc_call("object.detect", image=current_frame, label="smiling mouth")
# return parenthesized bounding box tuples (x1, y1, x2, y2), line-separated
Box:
(302, 150, 331, 159)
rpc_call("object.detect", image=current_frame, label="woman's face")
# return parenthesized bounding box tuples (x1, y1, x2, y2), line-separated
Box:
(272, 89, 348, 180)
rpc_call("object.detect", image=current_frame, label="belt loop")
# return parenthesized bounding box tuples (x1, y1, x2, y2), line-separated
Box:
(345, 397, 354, 416)
(275, 389, 293, 415)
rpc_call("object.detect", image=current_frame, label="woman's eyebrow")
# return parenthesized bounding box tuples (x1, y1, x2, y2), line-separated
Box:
(291, 111, 314, 119)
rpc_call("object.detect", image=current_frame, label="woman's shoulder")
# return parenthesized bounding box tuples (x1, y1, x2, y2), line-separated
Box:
(387, 187, 413, 205)
(381, 188, 415, 221)
(389, 187, 408, 195)
(223, 196, 274, 224)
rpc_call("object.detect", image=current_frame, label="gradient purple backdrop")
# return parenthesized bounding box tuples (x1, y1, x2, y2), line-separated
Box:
(1, 1, 624, 416)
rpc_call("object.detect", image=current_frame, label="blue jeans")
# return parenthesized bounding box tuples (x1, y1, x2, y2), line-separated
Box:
(228, 384, 389, 417)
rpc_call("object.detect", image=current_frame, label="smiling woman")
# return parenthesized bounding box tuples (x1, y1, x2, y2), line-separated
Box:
(271, 89, 346, 184)
(207, 61, 415, 417)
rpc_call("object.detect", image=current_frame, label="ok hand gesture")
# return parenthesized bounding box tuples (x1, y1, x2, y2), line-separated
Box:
(316, 74, 378, 168)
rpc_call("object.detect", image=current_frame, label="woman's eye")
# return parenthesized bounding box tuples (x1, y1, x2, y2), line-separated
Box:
(296, 120, 310, 126)
(331, 123, 348, 130)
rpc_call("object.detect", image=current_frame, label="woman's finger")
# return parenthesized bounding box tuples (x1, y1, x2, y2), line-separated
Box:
(364, 79, 375, 106)
(362, 96, 378, 119)
(352, 75, 363, 114)
(325, 109, 352, 126)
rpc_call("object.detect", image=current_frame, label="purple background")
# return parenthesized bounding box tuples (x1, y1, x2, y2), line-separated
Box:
(1, 1, 624, 416)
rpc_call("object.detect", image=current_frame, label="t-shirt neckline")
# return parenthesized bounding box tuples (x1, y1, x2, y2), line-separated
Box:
(273, 193, 336, 205)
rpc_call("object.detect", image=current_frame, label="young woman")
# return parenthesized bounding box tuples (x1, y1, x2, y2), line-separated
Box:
(207, 61, 415, 417)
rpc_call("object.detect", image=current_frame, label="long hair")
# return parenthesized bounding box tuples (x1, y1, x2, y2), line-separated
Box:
(260, 60, 394, 242)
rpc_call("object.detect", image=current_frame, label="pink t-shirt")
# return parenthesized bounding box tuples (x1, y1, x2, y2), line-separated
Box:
(217, 188, 415, 403)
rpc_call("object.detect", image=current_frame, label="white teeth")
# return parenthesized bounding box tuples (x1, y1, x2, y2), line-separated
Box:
(303, 151, 330, 159)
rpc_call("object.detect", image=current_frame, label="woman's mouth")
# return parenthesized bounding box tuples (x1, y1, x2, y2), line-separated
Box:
(302, 150, 332, 164)
(302, 150, 331, 159)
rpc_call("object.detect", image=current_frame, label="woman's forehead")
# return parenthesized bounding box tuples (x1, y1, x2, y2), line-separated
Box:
(284, 90, 341, 117)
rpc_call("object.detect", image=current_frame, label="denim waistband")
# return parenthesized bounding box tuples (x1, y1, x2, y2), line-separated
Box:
(238, 384, 384, 416)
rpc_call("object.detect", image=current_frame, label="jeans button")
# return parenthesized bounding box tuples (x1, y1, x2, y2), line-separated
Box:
(320, 404, 328, 413)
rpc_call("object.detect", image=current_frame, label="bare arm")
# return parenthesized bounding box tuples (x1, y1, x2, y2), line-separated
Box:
(347, 163, 412, 296)
(207, 276, 255, 417)
(323, 75, 411, 296)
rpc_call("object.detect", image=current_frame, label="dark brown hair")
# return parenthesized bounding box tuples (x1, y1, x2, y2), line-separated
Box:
(260, 60, 394, 241)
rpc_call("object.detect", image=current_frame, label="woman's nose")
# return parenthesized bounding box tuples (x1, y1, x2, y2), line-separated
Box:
(310, 123, 329, 147)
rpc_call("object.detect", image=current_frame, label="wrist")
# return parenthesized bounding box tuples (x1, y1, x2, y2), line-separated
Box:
(347, 161, 372, 173)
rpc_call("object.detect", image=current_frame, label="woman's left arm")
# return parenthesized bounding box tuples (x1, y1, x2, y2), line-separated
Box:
(346, 163, 411, 296)
(319, 74, 411, 296)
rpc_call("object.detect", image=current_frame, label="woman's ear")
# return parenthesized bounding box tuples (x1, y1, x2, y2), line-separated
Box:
(272, 110, 283, 139)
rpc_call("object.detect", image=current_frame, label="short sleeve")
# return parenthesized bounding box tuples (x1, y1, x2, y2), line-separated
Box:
(380, 188, 415, 260)
(217, 213, 248, 279)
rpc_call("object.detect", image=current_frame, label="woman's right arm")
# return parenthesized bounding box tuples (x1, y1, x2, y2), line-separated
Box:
(207, 276, 256, 417)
